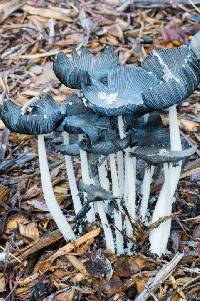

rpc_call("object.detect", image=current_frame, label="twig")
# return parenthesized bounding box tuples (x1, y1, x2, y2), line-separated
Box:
(135, 253, 184, 301)
(49, 228, 101, 261)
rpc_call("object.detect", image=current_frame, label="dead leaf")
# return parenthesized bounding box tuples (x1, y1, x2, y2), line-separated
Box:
(5, 214, 29, 235)
(179, 119, 199, 132)
(193, 225, 200, 239)
(22, 5, 73, 22)
(114, 256, 140, 277)
(0, 273, 6, 292)
(22, 186, 41, 200)
(19, 221, 39, 240)
(105, 24, 123, 40)
(0, 0, 26, 23)
(55, 289, 75, 301)
(0, 185, 9, 203)
(66, 254, 86, 274)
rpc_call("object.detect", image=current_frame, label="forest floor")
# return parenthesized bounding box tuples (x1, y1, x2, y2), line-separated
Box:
(0, 0, 200, 300)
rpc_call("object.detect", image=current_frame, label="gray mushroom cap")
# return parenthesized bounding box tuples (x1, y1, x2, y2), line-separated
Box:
(129, 146, 197, 165)
(0, 94, 66, 135)
(130, 113, 170, 148)
(79, 135, 131, 156)
(54, 143, 80, 156)
(53, 47, 119, 90)
(82, 45, 200, 117)
(60, 113, 114, 142)
(82, 65, 159, 116)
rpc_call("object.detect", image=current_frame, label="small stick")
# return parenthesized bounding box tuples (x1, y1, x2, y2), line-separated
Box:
(49, 228, 101, 261)
(48, 18, 55, 45)
(135, 253, 184, 301)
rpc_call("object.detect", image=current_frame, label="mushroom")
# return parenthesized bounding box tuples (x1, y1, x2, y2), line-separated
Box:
(140, 44, 200, 255)
(81, 64, 161, 252)
(0, 95, 75, 241)
(81, 43, 200, 256)
(53, 47, 119, 90)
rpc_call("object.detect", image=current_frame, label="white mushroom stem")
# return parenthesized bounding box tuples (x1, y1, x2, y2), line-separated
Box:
(94, 167, 115, 253)
(38, 134, 75, 241)
(98, 158, 110, 212)
(79, 134, 95, 223)
(118, 115, 136, 237)
(140, 165, 155, 223)
(110, 153, 124, 255)
(96, 201, 115, 253)
(62, 132, 82, 214)
(117, 151, 125, 198)
(149, 105, 182, 256)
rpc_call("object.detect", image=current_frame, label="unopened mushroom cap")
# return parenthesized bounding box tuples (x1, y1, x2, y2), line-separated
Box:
(0, 94, 65, 135)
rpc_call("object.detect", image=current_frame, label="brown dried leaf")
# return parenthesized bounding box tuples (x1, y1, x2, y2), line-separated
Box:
(105, 24, 123, 40)
(19, 221, 40, 240)
(0, 273, 6, 292)
(114, 256, 140, 277)
(5, 214, 29, 235)
(65, 254, 86, 274)
(55, 289, 75, 301)
(0, 0, 26, 23)
(95, 276, 123, 297)
(22, 186, 41, 200)
(0, 185, 9, 203)
(22, 5, 74, 22)
(179, 119, 199, 132)
(15, 273, 39, 300)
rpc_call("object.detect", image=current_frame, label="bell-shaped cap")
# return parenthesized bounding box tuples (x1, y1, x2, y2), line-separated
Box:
(0, 94, 65, 135)
(53, 47, 119, 89)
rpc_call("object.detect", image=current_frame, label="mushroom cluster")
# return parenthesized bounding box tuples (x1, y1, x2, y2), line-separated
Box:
(1, 35, 199, 256)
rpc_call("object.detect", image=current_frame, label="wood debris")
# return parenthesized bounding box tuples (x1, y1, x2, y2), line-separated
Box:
(0, 0, 199, 299)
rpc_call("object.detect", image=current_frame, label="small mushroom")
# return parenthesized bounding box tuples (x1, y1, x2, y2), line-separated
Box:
(79, 135, 131, 156)
(0, 95, 75, 241)
(0, 94, 65, 135)
(54, 143, 80, 156)
(129, 146, 197, 165)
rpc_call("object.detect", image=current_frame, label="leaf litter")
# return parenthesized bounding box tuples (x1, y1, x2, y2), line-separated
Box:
(0, 0, 200, 300)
